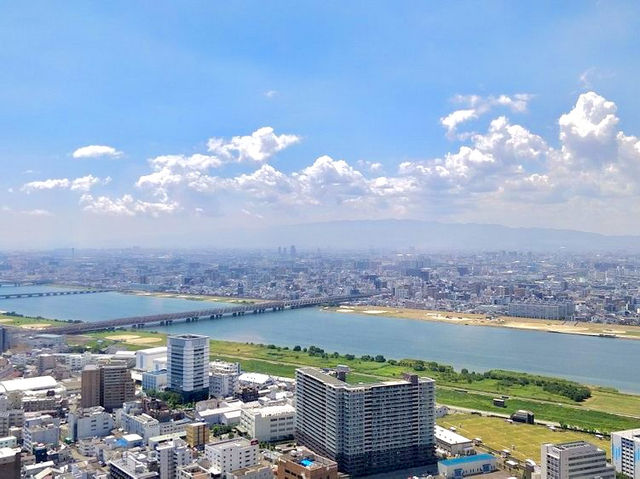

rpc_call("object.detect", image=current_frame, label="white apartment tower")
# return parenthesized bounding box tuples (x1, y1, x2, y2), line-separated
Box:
(612, 429, 640, 478)
(167, 334, 210, 402)
(541, 441, 615, 479)
(295, 367, 436, 477)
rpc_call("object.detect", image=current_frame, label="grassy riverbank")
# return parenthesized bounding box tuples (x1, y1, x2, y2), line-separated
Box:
(330, 305, 640, 340)
(78, 329, 640, 432)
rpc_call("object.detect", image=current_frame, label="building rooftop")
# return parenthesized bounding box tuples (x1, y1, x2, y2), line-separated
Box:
(440, 453, 495, 467)
(0, 375, 58, 393)
(435, 425, 473, 445)
(297, 367, 433, 389)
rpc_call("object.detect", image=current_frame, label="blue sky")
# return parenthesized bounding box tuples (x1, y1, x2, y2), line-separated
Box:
(1, 1, 639, 247)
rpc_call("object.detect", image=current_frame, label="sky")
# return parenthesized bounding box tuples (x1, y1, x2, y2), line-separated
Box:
(1, 1, 639, 248)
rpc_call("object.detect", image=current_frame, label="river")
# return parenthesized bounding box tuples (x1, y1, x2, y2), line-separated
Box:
(1, 285, 639, 392)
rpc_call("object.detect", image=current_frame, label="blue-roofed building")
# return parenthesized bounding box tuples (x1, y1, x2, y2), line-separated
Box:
(438, 453, 497, 478)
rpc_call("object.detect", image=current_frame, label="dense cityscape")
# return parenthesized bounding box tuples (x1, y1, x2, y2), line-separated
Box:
(3, 248, 640, 325)
(2, 1, 639, 478)
(0, 249, 638, 478)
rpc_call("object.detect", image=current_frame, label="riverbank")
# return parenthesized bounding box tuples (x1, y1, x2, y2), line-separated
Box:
(73, 329, 640, 432)
(125, 290, 261, 304)
(331, 305, 640, 341)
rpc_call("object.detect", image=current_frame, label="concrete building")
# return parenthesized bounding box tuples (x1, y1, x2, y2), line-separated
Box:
(541, 441, 615, 479)
(240, 404, 295, 443)
(435, 425, 474, 456)
(68, 406, 115, 441)
(109, 449, 160, 479)
(276, 447, 338, 479)
(210, 361, 240, 398)
(81, 365, 101, 408)
(295, 367, 436, 477)
(438, 453, 497, 478)
(153, 437, 192, 479)
(0, 394, 24, 436)
(205, 437, 260, 478)
(102, 363, 136, 411)
(168, 334, 210, 402)
(0, 447, 20, 479)
(142, 370, 168, 392)
(508, 301, 575, 320)
(611, 428, 640, 478)
(23, 414, 60, 451)
(0, 436, 17, 448)
(185, 422, 209, 448)
(136, 347, 168, 372)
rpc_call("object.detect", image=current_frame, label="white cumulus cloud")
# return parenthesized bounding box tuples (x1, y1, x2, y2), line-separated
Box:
(72, 145, 122, 159)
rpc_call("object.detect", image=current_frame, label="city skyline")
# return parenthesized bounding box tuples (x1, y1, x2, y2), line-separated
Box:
(2, 2, 640, 248)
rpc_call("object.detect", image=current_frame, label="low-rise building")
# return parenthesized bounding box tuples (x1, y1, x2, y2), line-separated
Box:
(276, 447, 338, 479)
(142, 370, 168, 392)
(205, 437, 260, 478)
(68, 406, 115, 441)
(240, 404, 295, 443)
(438, 453, 497, 478)
(435, 425, 474, 456)
(23, 414, 60, 451)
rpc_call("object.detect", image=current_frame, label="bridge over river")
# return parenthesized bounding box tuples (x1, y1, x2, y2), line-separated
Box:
(45, 294, 370, 334)
(0, 289, 112, 300)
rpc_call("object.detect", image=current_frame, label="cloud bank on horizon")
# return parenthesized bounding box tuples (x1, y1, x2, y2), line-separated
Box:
(10, 91, 640, 237)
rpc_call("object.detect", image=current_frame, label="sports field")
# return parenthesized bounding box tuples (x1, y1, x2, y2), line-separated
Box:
(437, 414, 611, 462)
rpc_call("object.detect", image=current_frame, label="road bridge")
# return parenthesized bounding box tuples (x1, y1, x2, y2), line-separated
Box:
(0, 289, 112, 300)
(46, 294, 370, 335)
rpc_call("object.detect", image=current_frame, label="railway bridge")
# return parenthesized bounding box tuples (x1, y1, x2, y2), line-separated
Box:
(46, 294, 370, 335)
(0, 289, 112, 300)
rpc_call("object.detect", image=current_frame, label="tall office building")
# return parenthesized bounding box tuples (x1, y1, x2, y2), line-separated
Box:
(101, 364, 136, 411)
(81, 365, 101, 408)
(81, 363, 135, 411)
(541, 441, 615, 479)
(167, 334, 210, 402)
(612, 429, 640, 478)
(295, 367, 436, 477)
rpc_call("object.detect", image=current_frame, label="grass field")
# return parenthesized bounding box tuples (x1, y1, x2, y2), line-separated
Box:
(437, 414, 611, 462)
(0, 314, 65, 328)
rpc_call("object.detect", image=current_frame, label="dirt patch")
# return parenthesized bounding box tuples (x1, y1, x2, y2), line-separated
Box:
(20, 323, 52, 329)
(105, 334, 140, 341)
(127, 337, 163, 345)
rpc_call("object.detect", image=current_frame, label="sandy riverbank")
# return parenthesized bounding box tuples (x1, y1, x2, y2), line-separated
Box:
(126, 290, 260, 304)
(333, 305, 640, 341)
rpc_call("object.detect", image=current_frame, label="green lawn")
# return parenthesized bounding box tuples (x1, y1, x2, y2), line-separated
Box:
(436, 389, 640, 433)
(437, 414, 611, 462)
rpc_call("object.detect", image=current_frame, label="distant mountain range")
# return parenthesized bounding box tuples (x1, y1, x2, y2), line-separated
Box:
(222, 219, 640, 252)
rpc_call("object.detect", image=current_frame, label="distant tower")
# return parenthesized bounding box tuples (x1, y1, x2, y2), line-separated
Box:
(290, 245, 297, 257)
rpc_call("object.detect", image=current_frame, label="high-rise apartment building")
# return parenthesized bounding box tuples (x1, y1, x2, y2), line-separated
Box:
(81, 365, 101, 408)
(81, 363, 135, 411)
(295, 367, 436, 477)
(168, 334, 210, 402)
(612, 429, 640, 478)
(541, 441, 615, 479)
(102, 364, 136, 411)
